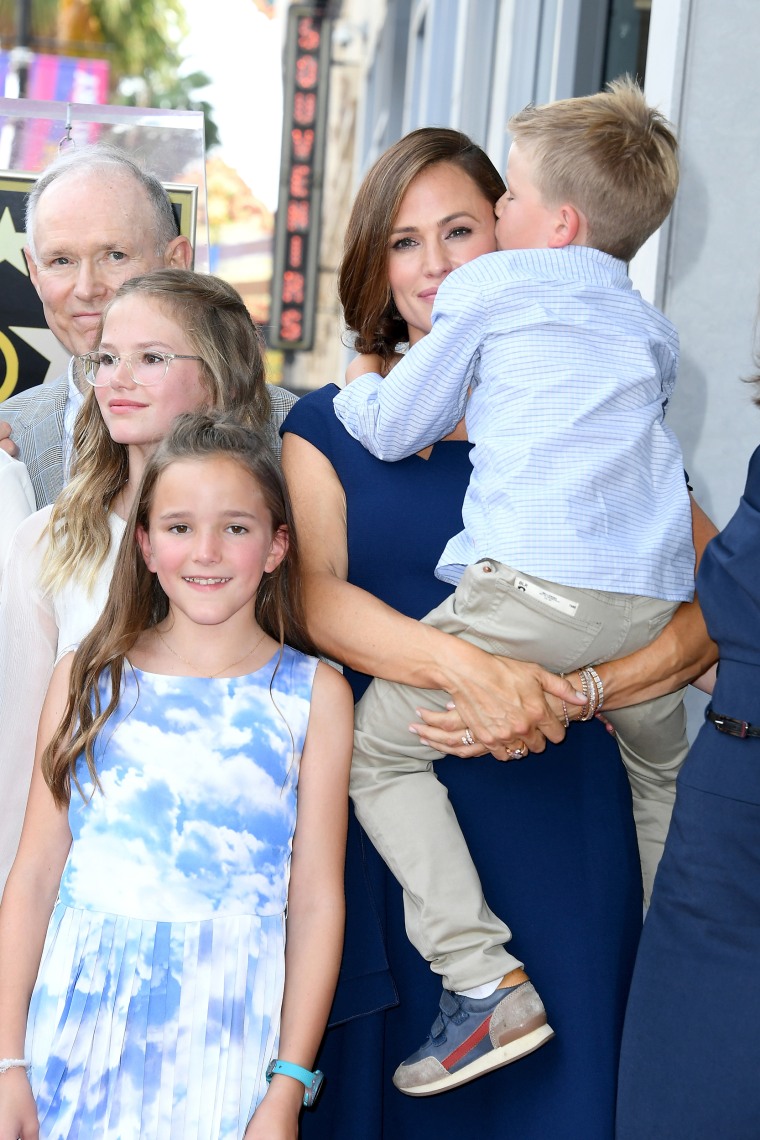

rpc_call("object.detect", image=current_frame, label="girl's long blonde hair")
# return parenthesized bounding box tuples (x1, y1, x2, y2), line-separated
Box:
(40, 269, 271, 595)
(43, 411, 317, 807)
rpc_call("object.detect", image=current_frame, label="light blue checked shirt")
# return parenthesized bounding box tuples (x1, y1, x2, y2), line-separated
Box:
(334, 246, 694, 600)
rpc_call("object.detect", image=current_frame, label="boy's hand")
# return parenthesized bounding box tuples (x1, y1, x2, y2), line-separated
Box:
(345, 352, 383, 384)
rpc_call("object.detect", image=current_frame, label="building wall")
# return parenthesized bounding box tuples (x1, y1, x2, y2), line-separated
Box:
(638, 0, 760, 735)
(279, 0, 382, 394)
(642, 0, 760, 530)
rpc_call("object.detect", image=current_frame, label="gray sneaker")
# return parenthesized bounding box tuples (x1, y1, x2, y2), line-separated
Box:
(392, 981, 554, 1096)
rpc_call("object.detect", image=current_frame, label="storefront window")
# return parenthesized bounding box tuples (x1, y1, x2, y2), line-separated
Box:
(603, 0, 651, 85)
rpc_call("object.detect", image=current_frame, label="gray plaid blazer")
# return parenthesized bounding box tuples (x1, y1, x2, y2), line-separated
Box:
(266, 383, 300, 455)
(1, 376, 299, 510)
(0, 376, 68, 510)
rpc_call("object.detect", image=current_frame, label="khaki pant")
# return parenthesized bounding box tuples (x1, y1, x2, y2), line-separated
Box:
(350, 560, 686, 992)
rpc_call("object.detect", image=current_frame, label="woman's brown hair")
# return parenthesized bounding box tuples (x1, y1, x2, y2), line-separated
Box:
(338, 128, 505, 368)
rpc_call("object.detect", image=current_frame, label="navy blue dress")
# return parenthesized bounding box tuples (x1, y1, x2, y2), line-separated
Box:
(617, 445, 760, 1139)
(283, 385, 642, 1139)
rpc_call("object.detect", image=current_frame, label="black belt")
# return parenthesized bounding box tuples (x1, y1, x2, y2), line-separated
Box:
(705, 706, 760, 740)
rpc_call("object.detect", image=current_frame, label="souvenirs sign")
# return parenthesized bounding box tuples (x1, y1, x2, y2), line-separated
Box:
(269, 5, 332, 351)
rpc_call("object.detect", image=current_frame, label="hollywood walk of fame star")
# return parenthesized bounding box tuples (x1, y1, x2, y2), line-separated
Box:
(0, 207, 29, 275)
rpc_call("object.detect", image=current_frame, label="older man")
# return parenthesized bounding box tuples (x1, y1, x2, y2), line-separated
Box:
(0, 145, 296, 508)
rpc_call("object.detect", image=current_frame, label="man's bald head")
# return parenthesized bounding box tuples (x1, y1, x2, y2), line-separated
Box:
(23, 145, 193, 356)
(25, 144, 180, 261)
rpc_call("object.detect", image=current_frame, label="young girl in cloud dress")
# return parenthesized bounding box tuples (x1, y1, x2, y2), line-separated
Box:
(0, 412, 353, 1140)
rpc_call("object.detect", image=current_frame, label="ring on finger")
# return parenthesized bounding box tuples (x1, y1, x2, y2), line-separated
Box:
(509, 742, 527, 759)
(462, 728, 476, 746)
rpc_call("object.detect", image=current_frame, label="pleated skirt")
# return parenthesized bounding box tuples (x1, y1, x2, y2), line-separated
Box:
(27, 902, 285, 1140)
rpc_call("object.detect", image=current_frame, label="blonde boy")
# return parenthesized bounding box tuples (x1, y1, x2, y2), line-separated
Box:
(334, 79, 693, 1096)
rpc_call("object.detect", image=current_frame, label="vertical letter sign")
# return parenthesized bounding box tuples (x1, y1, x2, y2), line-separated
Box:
(269, 6, 332, 351)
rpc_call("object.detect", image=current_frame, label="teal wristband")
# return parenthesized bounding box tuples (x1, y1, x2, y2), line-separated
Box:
(265, 1058, 324, 1107)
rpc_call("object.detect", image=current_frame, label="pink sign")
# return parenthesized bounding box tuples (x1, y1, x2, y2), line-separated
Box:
(0, 52, 110, 168)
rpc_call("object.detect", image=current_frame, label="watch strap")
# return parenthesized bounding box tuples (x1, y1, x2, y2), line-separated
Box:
(266, 1058, 324, 1107)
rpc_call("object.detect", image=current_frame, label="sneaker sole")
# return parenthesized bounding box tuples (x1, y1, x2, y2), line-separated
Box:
(396, 1021, 555, 1097)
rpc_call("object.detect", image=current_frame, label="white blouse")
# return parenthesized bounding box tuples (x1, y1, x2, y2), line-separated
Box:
(0, 451, 36, 583)
(0, 507, 126, 889)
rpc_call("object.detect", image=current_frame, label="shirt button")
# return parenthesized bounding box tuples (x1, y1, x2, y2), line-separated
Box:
(482, 564, 493, 573)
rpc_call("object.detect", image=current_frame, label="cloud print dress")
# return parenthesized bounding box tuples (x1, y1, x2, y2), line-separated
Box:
(26, 647, 318, 1140)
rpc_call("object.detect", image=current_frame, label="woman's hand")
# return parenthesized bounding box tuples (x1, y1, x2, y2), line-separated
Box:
(443, 653, 585, 755)
(416, 655, 585, 759)
(543, 670, 586, 724)
(413, 667, 619, 757)
(410, 703, 506, 758)
(0, 1068, 39, 1140)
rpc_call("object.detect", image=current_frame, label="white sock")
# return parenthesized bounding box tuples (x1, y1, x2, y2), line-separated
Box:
(456, 976, 504, 999)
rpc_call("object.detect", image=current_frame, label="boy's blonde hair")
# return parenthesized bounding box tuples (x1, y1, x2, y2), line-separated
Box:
(508, 76, 678, 262)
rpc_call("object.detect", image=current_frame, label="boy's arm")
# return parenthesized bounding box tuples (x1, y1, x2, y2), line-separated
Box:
(334, 277, 485, 459)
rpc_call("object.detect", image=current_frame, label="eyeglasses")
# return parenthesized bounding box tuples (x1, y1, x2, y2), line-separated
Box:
(78, 350, 204, 387)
